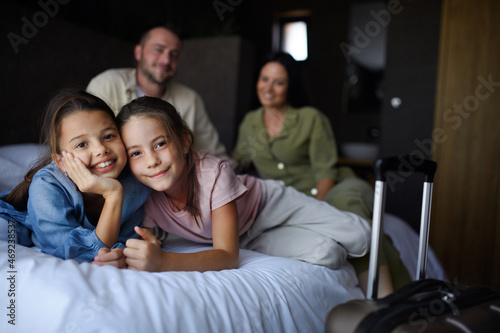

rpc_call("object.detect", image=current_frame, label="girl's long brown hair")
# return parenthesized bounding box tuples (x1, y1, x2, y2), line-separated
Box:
(117, 96, 202, 226)
(3, 88, 116, 211)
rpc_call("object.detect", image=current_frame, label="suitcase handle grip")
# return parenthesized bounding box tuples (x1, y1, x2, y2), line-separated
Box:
(374, 155, 437, 182)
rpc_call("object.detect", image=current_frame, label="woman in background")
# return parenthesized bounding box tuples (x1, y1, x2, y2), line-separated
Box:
(232, 52, 411, 296)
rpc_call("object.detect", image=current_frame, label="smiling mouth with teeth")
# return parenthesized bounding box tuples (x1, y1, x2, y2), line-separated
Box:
(94, 160, 114, 169)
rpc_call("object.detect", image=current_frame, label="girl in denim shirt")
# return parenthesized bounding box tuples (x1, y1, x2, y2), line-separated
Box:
(0, 89, 150, 266)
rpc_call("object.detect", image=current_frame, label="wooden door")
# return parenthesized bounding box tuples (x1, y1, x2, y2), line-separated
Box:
(431, 0, 500, 290)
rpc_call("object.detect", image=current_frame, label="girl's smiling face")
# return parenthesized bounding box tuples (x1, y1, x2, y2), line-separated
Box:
(54, 110, 127, 179)
(120, 115, 189, 194)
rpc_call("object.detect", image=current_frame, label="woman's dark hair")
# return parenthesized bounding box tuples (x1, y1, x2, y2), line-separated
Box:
(117, 96, 202, 226)
(3, 88, 116, 211)
(262, 52, 309, 108)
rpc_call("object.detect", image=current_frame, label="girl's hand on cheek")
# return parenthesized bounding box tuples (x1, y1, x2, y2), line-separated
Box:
(62, 151, 122, 198)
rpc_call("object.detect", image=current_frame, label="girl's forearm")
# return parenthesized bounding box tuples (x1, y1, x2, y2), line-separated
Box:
(160, 249, 238, 272)
(95, 189, 124, 247)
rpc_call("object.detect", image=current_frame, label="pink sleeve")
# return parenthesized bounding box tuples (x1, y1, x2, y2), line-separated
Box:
(142, 213, 156, 229)
(210, 160, 247, 211)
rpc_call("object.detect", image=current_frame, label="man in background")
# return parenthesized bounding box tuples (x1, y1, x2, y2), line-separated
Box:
(87, 25, 230, 160)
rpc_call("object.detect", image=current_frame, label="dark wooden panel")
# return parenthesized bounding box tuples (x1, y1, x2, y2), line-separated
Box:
(432, 0, 500, 290)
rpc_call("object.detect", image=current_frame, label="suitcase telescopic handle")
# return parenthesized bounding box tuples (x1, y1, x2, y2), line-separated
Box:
(374, 155, 437, 183)
(367, 155, 438, 300)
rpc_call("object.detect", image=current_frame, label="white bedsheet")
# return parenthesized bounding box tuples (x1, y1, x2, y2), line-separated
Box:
(0, 237, 363, 333)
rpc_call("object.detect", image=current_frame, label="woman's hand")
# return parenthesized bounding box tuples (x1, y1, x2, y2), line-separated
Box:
(62, 151, 122, 198)
(124, 227, 165, 272)
(315, 178, 335, 201)
(92, 248, 126, 268)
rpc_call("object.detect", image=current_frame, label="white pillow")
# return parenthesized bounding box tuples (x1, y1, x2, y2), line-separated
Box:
(0, 143, 48, 168)
(0, 157, 27, 192)
(0, 144, 49, 192)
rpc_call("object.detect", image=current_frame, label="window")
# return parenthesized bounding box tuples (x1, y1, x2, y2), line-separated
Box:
(273, 11, 311, 61)
(282, 21, 308, 61)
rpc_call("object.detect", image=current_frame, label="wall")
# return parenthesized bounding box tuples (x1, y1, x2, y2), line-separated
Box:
(431, 0, 500, 290)
(173, 36, 254, 152)
(377, 0, 442, 229)
(0, 0, 135, 145)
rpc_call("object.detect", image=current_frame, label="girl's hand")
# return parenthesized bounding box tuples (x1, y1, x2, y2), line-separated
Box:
(60, 151, 124, 248)
(62, 151, 122, 198)
(124, 227, 165, 271)
(92, 248, 126, 268)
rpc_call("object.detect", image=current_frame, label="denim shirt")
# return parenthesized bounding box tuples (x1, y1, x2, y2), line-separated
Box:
(1, 162, 151, 263)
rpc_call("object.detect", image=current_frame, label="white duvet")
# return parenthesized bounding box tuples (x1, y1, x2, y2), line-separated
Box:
(0, 236, 363, 333)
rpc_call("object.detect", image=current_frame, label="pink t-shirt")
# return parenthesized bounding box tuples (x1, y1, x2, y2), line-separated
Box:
(143, 153, 262, 243)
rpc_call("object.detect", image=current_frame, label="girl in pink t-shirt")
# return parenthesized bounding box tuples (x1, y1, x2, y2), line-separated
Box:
(110, 96, 371, 272)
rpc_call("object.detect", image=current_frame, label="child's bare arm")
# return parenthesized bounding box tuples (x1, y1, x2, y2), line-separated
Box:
(124, 201, 240, 272)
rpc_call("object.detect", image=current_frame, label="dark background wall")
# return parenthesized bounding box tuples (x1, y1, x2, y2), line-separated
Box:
(1, 0, 136, 145)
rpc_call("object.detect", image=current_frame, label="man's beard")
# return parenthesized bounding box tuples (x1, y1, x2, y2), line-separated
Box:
(140, 67, 171, 86)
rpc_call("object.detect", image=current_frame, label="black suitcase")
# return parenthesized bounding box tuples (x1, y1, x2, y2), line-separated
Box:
(326, 156, 500, 333)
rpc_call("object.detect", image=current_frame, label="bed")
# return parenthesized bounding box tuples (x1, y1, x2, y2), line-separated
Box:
(0, 143, 446, 333)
